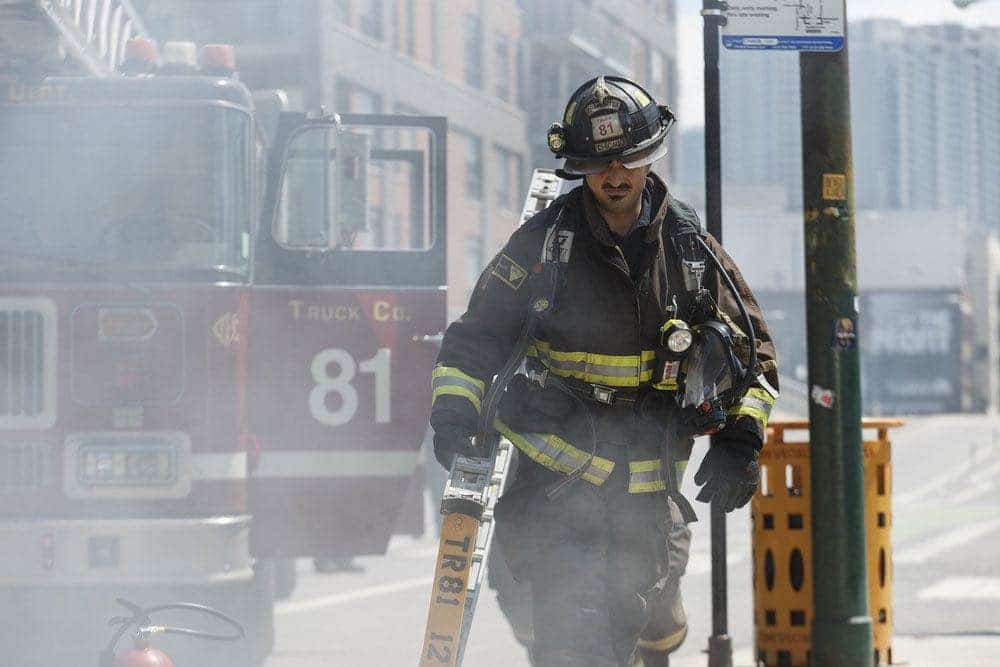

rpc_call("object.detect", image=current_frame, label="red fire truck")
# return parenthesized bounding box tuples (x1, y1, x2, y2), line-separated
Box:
(0, 35, 446, 667)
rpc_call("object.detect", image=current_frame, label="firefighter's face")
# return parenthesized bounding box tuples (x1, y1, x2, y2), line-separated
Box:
(585, 161, 650, 215)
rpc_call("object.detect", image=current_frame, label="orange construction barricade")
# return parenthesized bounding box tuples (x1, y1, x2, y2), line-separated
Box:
(752, 419, 903, 667)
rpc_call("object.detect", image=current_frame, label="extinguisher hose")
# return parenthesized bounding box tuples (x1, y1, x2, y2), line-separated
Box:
(100, 598, 246, 667)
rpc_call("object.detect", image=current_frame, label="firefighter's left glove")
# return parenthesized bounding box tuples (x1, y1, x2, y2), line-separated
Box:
(693, 435, 760, 512)
(433, 423, 477, 470)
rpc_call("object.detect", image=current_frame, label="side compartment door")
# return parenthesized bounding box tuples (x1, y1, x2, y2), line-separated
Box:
(249, 114, 447, 557)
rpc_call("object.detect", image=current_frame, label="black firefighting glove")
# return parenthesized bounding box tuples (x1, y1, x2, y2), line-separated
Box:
(693, 434, 761, 512)
(432, 423, 477, 470)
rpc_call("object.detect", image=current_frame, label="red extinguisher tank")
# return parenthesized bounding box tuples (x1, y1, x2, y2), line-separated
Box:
(114, 643, 174, 667)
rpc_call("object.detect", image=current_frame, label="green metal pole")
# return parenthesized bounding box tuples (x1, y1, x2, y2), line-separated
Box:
(799, 16, 873, 667)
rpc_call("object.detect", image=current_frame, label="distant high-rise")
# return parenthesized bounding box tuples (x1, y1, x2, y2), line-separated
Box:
(851, 20, 1000, 226)
(718, 19, 1000, 228)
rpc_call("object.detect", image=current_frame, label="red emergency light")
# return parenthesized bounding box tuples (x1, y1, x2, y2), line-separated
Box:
(121, 38, 158, 75)
(200, 44, 237, 78)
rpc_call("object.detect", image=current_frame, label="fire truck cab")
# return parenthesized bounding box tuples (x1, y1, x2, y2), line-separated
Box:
(0, 37, 446, 667)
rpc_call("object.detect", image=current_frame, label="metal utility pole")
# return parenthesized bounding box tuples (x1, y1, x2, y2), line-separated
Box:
(702, 2, 731, 666)
(799, 20, 873, 667)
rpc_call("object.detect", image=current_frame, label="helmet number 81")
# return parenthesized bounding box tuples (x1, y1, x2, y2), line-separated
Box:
(309, 348, 391, 426)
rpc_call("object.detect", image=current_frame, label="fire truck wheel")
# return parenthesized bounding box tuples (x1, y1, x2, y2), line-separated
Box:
(273, 558, 298, 600)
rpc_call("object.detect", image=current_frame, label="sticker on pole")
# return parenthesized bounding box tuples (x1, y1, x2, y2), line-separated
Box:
(722, 1, 844, 52)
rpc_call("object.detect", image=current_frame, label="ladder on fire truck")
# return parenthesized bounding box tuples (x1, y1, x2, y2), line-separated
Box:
(0, 0, 150, 76)
(419, 169, 568, 667)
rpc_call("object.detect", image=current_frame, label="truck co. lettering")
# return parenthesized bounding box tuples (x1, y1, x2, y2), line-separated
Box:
(289, 300, 411, 323)
(309, 348, 392, 426)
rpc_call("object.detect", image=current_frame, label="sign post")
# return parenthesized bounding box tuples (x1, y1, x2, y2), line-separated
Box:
(702, 4, 731, 665)
(713, 2, 872, 665)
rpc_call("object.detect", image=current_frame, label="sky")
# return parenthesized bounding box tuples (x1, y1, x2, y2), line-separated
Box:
(675, 0, 1000, 128)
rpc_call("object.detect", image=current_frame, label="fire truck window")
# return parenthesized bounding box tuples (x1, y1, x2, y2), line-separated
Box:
(274, 124, 436, 252)
(0, 105, 250, 275)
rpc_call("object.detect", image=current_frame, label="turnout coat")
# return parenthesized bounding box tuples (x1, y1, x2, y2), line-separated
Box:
(431, 173, 779, 494)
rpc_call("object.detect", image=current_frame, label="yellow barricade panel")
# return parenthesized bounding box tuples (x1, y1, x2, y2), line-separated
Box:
(752, 419, 902, 667)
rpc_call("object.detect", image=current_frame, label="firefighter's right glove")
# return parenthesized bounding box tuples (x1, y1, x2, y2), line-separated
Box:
(693, 438, 760, 512)
(432, 423, 477, 469)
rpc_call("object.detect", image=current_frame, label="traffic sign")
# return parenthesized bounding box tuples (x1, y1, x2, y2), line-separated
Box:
(722, 1, 845, 52)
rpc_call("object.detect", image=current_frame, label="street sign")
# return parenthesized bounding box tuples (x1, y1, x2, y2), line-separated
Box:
(722, 1, 845, 52)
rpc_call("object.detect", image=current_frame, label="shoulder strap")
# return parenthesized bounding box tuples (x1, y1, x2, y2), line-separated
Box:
(664, 218, 710, 318)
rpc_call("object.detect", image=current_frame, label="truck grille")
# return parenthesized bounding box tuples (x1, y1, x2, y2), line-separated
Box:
(0, 442, 53, 489)
(0, 310, 45, 417)
(0, 302, 55, 428)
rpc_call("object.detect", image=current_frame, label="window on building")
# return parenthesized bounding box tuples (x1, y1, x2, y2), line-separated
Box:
(650, 49, 665, 94)
(495, 147, 523, 211)
(495, 39, 511, 102)
(465, 234, 485, 293)
(459, 132, 484, 200)
(336, 80, 383, 114)
(464, 14, 483, 88)
(358, 0, 384, 41)
(404, 0, 416, 56)
(333, 0, 350, 25)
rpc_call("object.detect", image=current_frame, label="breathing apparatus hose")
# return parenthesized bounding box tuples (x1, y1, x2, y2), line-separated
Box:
(694, 234, 759, 399)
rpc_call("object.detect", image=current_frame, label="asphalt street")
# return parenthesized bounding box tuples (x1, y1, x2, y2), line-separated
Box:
(266, 414, 1000, 666)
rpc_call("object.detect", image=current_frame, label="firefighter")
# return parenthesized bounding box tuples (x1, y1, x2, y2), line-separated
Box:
(429, 76, 778, 667)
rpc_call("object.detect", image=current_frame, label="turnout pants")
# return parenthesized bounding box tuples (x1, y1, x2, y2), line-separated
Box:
(494, 434, 691, 666)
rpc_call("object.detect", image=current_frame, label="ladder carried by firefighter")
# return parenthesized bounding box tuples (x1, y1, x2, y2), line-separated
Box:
(419, 169, 567, 667)
(0, 0, 150, 76)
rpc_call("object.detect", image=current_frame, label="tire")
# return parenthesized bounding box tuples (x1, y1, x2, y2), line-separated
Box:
(272, 558, 298, 600)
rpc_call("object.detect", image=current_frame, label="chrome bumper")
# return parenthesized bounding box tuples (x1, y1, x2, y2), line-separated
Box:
(0, 515, 253, 585)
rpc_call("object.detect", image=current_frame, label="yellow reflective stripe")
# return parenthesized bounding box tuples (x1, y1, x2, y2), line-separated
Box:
(527, 341, 657, 388)
(629, 460, 660, 473)
(727, 387, 776, 429)
(628, 459, 667, 493)
(431, 366, 486, 393)
(651, 378, 679, 391)
(638, 624, 688, 652)
(431, 366, 485, 414)
(659, 319, 687, 334)
(494, 418, 614, 486)
(431, 386, 482, 413)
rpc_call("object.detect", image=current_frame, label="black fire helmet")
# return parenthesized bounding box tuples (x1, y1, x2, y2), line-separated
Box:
(547, 75, 675, 180)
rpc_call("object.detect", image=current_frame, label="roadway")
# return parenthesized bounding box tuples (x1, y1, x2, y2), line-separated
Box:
(266, 414, 1000, 666)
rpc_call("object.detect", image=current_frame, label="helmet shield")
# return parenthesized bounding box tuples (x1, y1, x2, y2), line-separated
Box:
(559, 139, 670, 177)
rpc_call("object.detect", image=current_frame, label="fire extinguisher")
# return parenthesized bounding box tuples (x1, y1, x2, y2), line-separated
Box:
(99, 598, 245, 667)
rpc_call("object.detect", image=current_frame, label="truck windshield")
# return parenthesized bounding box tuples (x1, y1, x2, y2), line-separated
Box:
(0, 104, 250, 278)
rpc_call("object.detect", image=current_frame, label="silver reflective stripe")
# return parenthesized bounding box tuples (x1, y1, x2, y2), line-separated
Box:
(628, 460, 667, 493)
(528, 347, 656, 386)
(520, 431, 612, 484)
(741, 394, 773, 415)
(540, 357, 640, 379)
(628, 468, 666, 493)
